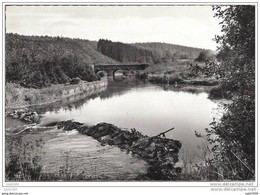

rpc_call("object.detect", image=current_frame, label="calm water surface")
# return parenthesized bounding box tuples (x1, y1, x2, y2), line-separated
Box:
(7, 78, 222, 179)
(40, 79, 221, 161)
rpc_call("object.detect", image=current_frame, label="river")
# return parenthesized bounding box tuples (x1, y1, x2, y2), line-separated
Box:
(6, 78, 222, 180)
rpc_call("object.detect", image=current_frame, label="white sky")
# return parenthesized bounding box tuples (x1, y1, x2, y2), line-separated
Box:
(6, 5, 222, 50)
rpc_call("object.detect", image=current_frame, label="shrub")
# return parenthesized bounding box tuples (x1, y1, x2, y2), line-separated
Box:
(195, 50, 215, 62)
(205, 5, 255, 180)
(5, 137, 44, 181)
(70, 77, 81, 85)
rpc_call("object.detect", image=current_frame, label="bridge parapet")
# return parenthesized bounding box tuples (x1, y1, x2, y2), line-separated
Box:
(94, 64, 149, 76)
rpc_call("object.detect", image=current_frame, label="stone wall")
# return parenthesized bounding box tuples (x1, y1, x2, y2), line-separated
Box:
(6, 77, 108, 110)
(61, 77, 108, 98)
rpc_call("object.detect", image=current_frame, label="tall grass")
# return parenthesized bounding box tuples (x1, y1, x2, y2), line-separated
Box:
(5, 137, 44, 181)
(5, 137, 107, 181)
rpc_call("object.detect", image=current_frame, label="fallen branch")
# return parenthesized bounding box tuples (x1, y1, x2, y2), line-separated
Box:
(154, 127, 174, 138)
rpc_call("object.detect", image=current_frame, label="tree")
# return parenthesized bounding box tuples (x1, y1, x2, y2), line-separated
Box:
(206, 5, 255, 180)
(195, 50, 215, 62)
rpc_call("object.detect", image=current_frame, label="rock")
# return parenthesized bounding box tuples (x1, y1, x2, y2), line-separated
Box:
(53, 120, 182, 180)
(78, 125, 90, 134)
(57, 120, 83, 131)
(86, 123, 119, 139)
(19, 113, 26, 119)
(112, 133, 128, 145)
(100, 135, 112, 146)
(23, 111, 39, 123)
(8, 109, 39, 123)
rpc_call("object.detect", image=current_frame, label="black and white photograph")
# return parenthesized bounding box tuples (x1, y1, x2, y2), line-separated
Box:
(1, 2, 258, 195)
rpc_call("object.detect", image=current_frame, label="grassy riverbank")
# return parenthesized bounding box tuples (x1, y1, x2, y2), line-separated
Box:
(136, 59, 219, 87)
(5, 78, 108, 110)
(146, 73, 218, 86)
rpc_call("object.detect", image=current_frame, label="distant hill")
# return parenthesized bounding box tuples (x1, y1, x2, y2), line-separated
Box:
(6, 33, 209, 88)
(97, 39, 207, 65)
(133, 42, 206, 60)
(5, 33, 119, 88)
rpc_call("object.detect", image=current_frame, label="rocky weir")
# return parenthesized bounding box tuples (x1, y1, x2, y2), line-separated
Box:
(6, 108, 183, 180)
(56, 120, 182, 180)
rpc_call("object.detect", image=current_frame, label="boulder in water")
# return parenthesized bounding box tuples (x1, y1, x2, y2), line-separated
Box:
(57, 120, 83, 131)
(8, 109, 39, 123)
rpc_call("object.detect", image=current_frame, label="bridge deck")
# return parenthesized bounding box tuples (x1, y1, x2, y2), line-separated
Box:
(94, 63, 149, 72)
(95, 64, 149, 67)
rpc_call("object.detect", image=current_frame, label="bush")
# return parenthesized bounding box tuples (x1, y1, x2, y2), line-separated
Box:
(5, 137, 44, 181)
(205, 5, 255, 180)
(195, 50, 215, 62)
(208, 86, 232, 99)
(70, 77, 81, 85)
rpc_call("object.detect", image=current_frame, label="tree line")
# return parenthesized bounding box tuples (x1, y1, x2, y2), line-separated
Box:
(97, 39, 206, 65)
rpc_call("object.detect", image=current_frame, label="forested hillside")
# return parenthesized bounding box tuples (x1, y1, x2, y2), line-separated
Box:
(6, 33, 209, 88)
(134, 42, 206, 60)
(97, 39, 207, 64)
(5, 33, 119, 88)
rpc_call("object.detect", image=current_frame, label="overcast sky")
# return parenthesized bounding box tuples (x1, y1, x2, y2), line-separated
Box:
(6, 5, 222, 50)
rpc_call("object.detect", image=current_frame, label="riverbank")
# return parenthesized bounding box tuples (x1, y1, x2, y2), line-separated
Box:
(5, 77, 108, 110)
(137, 73, 218, 86)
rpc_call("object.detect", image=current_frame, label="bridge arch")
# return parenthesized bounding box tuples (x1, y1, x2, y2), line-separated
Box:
(94, 63, 149, 78)
(112, 69, 127, 80)
(113, 69, 125, 76)
(96, 70, 107, 78)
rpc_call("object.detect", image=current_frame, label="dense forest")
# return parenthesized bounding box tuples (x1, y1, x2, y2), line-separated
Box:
(97, 39, 206, 64)
(5, 33, 119, 88)
(133, 42, 206, 60)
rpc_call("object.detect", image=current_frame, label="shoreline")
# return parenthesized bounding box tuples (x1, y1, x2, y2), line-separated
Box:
(5, 77, 108, 111)
(136, 72, 219, 86)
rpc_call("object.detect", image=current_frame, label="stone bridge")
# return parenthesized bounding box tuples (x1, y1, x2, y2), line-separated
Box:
(94, 64, 149, 77)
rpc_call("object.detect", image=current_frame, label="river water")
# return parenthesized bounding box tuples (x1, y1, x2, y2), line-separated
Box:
(6, 78, 222, 180)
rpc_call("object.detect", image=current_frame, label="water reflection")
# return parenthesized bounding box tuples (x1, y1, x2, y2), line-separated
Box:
(113, 71, 125, 82)
(34, 78, 150, 115)
(31, 86, 107, 114)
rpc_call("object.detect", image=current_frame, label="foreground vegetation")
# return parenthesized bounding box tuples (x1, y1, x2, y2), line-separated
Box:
(5, 136, 111, 181)
(201, 5, 255, 180)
